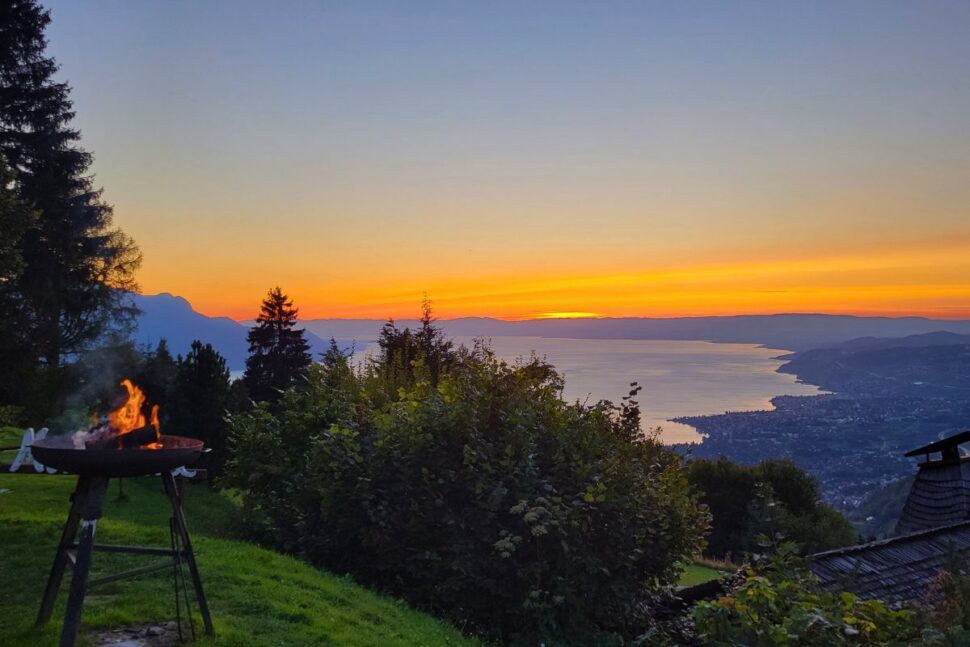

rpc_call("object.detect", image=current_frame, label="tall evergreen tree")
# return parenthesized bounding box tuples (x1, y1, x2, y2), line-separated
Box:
(0, 155, 30, 289)
(0, 154, 33, 413)
(169, 340, 231, 480)
(0, 1, 141, 383)
(226, 378, 253, 416)
(138, 338, 177, 407)
(244, 287, 312, 403)
(414, 297, 453, 386)
(374, 298, 454, 387)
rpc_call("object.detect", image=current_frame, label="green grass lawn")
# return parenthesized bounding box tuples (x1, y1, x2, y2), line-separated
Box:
(677, 563, 724, 587)
(0, 472, 477, 646)
(1, 425, 24, 461)
(0, 425, 22, 443)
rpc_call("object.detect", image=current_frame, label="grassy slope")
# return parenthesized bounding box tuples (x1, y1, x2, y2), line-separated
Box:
(0, 473, 476, 647)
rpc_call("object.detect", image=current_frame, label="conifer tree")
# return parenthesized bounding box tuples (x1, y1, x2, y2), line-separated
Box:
(169, 340, 231, 480)
(414, 297, 453, 386)
(0, 156, 30, 289)
(244, 287, 312, 403)
(374, 298, 454, 387)
(0, 154, 33, 411)
(226, 378, 252, 415)
(0, 0, 141, 381)
(138, 339, 177, 406)
(321, 338, 347, 370)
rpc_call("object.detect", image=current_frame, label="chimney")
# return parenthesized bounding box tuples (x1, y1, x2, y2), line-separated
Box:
(895, 431, 970, 536)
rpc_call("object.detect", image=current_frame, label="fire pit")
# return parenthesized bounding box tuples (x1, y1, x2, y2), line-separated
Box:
(32, 435, 203, 477)
(33, 380, 214, 647)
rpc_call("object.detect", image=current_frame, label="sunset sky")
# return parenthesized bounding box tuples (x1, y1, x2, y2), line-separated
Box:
(46, 1, 970, 321)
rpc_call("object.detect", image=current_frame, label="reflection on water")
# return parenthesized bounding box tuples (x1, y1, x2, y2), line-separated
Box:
(356, 337, 823, 444)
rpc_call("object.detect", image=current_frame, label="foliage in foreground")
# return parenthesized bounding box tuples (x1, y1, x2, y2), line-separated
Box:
(227, 341, 707, 643)
(917, 558, 970, 645)
(687, 543, 970, 647)
(691, 543, 917, 646)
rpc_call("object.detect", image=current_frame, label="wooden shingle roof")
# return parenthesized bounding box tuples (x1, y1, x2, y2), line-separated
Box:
(810, 521, 970, 604)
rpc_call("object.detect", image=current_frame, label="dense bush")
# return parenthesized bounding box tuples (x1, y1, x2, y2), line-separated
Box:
(227, 342, 706, 643)
(687, 457, 857, 559)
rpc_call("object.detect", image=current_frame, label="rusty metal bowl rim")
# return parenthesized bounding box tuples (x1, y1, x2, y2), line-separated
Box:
(30, 434, 204, 477)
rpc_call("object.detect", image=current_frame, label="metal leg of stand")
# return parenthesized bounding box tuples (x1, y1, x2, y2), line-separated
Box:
(36, 478, 84, 626)
(162, 472, 214, 636)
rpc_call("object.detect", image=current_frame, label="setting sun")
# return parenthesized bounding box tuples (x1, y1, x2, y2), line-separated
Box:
(531, 312, 604, 320)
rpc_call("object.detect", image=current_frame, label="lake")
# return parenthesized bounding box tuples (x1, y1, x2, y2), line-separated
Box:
(355, 336, 824, 444)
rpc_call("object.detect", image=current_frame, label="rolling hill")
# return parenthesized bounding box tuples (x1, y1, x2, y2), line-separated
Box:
(301, 313, 970, 352)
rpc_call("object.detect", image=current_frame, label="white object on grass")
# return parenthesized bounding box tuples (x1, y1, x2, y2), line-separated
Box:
(10, 427, 53, 472)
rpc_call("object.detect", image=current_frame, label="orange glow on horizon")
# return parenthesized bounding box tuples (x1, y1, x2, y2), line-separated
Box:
(140, 234, 970, 323)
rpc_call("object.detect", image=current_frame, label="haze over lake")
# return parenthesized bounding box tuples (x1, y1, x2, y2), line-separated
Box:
(358, 337, 824, 444)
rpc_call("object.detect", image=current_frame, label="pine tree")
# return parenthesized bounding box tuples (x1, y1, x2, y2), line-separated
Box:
(226, 378, 252, 415)
(169, 341, 230, 480)
(0, 155, 30, 289)
(0, 154, 33, 412)
(0, 1, 141, 380)
(321, 337, 348, 371)
(138, 339, 177, 407)
(374, 298, 454, 387)
(320, 338, 353, 389)
(244, 287, 312, 403)
(414, 297, 453, 386)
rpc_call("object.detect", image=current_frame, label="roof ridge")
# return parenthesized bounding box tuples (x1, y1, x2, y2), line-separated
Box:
(812, 519, 970, 559)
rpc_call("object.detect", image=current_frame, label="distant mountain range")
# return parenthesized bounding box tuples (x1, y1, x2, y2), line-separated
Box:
(779, 332, 970, 397)
(808, 330, 970, 354)
(301, 313, 970, 352)
(131, 292, 970, 370)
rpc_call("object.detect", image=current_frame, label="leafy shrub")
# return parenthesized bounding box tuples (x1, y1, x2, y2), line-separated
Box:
(918, 558, 970, 645)
(227, 343, 706, 643)
(687, 457, 857, 559)
(692, 543, 917, 646)
(0, 405, 24, 427)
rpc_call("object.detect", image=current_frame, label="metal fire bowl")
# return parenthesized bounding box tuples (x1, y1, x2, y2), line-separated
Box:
(31, 435, 204, 477)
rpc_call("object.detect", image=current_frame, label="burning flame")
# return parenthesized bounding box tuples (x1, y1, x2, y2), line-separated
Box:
(146, 404, 162, 449)
(109, 379, 147, 435)
(106, 379, 162, 449)
(150, 404, 160, 435)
